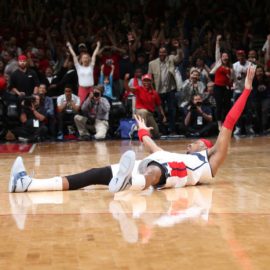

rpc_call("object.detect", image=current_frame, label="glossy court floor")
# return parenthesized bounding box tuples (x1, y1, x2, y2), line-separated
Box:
(0, 137, 269, 270)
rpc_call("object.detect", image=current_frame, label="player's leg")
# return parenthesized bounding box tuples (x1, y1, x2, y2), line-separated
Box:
(9, 156, 113, 193)
(109, 150, 136, 192)
(208, 65, 256, 175)
(109, 160, 163, 192)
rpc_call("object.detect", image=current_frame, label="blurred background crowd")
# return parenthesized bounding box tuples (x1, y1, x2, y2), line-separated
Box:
(0, 0, 270, 142)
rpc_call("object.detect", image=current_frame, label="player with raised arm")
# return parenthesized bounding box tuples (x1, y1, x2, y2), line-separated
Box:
(9, 65, 256, 193)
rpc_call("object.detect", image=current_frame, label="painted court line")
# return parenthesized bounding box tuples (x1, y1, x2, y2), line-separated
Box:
(29, 143, 36, 154)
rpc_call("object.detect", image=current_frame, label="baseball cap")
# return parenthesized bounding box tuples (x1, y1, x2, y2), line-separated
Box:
(18, 55, 27, 61)
(142, 74, 152, 81)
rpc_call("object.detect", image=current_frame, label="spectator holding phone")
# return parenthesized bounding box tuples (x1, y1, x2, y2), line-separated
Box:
(99, 64, 116, 101)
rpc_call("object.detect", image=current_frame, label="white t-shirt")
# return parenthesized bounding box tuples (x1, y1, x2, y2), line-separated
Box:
(233, 61, 250, 93)
(57, 94, 81, 107)
(75, 63, 94, 87)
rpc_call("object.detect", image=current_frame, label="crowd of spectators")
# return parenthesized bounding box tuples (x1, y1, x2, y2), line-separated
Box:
(0, 0, 270, 142)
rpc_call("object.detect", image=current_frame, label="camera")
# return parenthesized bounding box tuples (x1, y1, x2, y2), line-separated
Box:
(93, 92, 100, 98)
(190, 101, 202, 111)
(22, 96, 36, 108)
(106, 59, 113, 66)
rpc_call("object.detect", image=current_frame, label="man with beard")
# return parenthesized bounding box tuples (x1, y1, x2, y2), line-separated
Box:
(9, 55, 39, 97)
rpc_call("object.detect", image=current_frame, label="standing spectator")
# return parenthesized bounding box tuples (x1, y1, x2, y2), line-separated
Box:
(74, 86, 110, 140)
(122, 68, 143, 117)
(40, 66, 62, 97)
(3, 50, 18, 81)
(203, 81, 216, 113)
(232, 50, 254, 135)
(134, 52, 148, 74)
(248, 49, 259, 65)
(124, 73, 166, 138)
(99, 64, 116, 101)
(8, 36, 22, 57)
(99, 46, 125, 99)
(184, 93, 216, 137)
(180, 68, 206, 108)
(120, 68, 143, 100)
(9, 55, 39, 97)
(56, 85, 80, 140)
(148, 43, 183, 134)
(194, 57, 211, 85)
(210, 35, 233, 131)
(55, 56, 78, 95)
(252, 66, 270, 134)
(262, 34, 270, 71)
(66, 41, 100, 105)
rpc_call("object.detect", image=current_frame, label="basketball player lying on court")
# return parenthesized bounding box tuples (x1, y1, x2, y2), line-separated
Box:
(9, 65, 256, 193)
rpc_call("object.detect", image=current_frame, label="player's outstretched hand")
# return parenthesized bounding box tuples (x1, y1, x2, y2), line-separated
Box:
(245, 64, 257, 90)
(134, 114, 153, 132)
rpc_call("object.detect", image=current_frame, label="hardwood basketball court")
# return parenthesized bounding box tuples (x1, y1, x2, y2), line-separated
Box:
(0, 137, 269, 270)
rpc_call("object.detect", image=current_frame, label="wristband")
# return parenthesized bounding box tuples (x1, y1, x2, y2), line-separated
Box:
(138, 129, 151, 142)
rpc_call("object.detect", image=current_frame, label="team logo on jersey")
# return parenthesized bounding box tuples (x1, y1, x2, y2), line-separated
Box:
(167, 162, 187, 178)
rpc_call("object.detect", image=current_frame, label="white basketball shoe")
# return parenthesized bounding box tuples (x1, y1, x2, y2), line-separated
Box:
(9, 156, 32, 193)
(109, 150, 136, 193)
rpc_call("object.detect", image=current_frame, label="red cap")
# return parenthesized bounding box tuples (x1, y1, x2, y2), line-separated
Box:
(142, 74, 152, 81)
(18, 55, 27, 61)
(199, 138, 213, 149)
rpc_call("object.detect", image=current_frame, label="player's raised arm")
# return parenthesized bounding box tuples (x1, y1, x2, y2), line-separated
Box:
(208, 65, 257, 176)
(135, 114, 163, 154)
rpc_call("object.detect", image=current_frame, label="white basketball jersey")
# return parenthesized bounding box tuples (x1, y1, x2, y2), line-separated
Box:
(137, 150, 213, 188)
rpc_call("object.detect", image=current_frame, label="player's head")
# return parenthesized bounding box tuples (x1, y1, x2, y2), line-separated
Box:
(186, 138, 213, 154)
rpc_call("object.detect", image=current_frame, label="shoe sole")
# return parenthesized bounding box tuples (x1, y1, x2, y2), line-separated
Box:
(9, 157, 23, 193)
(109, 150, 136, 193)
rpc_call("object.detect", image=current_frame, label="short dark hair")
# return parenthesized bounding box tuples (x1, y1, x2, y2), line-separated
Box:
(159, 46, 168, 52)
(64, 84, 73, 91)
(191, 93, 203, 101)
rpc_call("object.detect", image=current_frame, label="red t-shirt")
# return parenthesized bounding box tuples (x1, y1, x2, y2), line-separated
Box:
(134, 86, 161, 112)
(214, 65, 231, 87)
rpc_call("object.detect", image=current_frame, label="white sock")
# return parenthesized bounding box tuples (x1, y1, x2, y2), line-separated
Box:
(28, 176, 63, 192)
(129, 174, 146, 191)
(28, 192, 64, 204)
